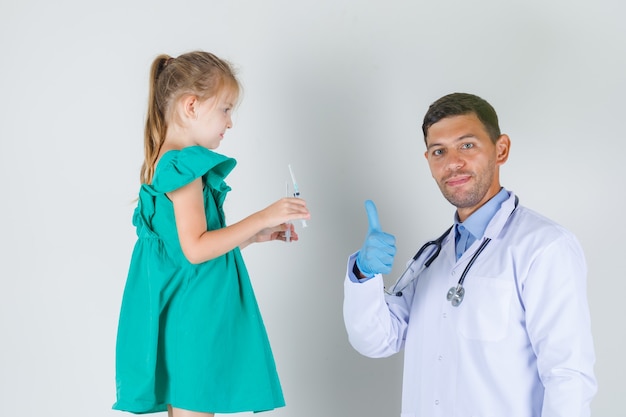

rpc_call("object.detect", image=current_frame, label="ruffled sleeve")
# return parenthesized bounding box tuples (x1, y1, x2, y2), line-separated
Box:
(152, 146, 237, 193)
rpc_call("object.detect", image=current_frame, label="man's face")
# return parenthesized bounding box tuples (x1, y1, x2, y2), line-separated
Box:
(424, 113, 510, 221)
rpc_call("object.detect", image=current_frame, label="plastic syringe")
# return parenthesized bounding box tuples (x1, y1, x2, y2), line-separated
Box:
(285, 181, 292, 242)
(288, 164, 308, 228)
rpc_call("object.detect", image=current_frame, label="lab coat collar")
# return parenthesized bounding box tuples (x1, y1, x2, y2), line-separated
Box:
(483, 190, 519, 240)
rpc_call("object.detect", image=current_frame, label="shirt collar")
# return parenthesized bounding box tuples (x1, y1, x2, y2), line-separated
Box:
(454, 188, 510, 240)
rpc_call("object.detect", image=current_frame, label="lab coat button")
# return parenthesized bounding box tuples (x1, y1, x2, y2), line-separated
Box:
(435, 400, 440, 405)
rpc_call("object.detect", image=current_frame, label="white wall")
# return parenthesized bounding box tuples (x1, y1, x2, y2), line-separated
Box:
(1, 0, 624, 416)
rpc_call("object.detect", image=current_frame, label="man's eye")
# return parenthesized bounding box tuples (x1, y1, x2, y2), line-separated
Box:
(461, 143, 474, 149)
(432, 149, 443, 156)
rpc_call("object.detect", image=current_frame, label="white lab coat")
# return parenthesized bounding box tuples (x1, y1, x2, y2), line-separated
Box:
(343, 192, 597, 417)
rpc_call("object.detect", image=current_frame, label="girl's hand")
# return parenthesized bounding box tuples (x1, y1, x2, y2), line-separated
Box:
(239, 198, 309, 250)
(259, 197, 310, 228)
(240, 223, 299, 249)
(255, 223, 299, 243)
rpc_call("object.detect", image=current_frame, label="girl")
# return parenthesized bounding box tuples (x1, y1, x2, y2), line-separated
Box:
(113, 51, 310, 417)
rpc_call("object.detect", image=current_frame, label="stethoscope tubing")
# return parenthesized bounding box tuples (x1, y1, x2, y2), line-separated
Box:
(385, 226, 452, 296)
(385, 196, 519, 305)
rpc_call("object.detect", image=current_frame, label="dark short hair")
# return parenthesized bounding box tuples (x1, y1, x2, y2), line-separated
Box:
(421, 93, 501, 143)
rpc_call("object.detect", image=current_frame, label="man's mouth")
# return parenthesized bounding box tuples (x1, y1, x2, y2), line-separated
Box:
(445, 175, 471, 187)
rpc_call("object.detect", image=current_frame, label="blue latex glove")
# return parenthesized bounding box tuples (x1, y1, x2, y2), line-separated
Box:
(356, 200, 397, 277)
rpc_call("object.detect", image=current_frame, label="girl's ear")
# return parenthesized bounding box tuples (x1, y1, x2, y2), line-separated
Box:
(181, 94, 198, 121)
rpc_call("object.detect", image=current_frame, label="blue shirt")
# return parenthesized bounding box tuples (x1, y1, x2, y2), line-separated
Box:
(454, 188, 509, 260)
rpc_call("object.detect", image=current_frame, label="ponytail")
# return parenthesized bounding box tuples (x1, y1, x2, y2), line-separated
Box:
(140, 54, 171, 184)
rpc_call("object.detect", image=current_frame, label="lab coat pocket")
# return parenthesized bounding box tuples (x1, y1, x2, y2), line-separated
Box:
(457, 276, 513, 342)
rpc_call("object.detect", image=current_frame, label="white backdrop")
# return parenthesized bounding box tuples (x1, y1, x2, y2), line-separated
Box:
(1, 1, 624, 416)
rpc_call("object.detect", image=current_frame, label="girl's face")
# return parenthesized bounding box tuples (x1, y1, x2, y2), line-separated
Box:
(190, 90, 237, 150)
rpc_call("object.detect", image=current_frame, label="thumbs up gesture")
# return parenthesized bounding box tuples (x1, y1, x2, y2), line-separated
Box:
(356, 200, 397, 277)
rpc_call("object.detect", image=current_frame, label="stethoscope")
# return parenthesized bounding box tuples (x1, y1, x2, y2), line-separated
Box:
(384, 196, 518, 307)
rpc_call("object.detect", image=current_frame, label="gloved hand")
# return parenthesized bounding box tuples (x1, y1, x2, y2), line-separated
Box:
(356, 200, 396, 277)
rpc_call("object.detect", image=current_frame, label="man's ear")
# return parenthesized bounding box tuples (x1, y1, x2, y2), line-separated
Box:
(495, 134, 511, 165)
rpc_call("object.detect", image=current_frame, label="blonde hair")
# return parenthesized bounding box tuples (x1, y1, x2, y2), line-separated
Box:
(140, 51, 240, 184)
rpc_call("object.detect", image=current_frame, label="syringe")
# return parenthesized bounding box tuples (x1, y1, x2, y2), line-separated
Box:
(288, 164, 308, 228)
(285, 181, 292, 242)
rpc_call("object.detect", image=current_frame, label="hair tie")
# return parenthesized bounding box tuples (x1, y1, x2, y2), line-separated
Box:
(157, 57, 174, 79)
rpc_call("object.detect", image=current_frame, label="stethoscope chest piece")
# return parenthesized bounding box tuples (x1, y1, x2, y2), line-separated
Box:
(446, 284, 465, 307)
(445, 236, 492, 307)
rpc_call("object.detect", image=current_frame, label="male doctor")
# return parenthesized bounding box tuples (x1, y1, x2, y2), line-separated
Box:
(343, 93, 597, 417)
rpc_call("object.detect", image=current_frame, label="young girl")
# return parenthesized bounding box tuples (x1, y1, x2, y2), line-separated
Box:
(113, 51, 310, 417)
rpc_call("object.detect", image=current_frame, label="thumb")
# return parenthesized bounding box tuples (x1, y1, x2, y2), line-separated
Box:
(364, 200, 382, 233)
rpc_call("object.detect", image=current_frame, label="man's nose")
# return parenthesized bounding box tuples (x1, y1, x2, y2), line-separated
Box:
(445, 150, 464, 171)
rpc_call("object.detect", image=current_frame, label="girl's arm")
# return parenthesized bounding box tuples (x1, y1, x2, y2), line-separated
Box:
(169, 178, 310, 264)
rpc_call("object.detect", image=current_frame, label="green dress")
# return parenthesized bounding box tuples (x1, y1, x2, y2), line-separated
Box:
(113, 146, 285, 414)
